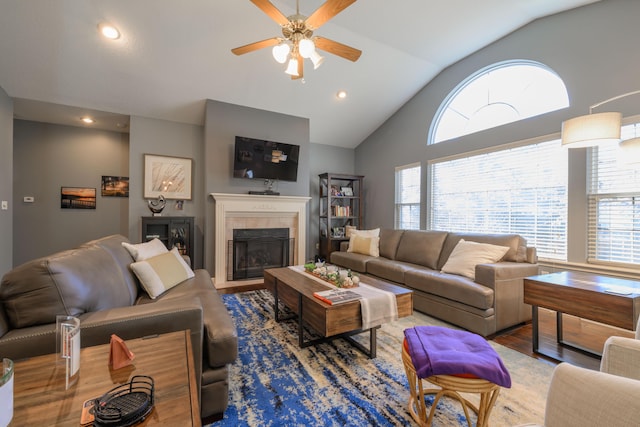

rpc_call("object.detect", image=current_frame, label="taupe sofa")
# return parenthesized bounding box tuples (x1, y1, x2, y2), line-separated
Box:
(330, 229, 538, 336)
(0, 234, 237, 421)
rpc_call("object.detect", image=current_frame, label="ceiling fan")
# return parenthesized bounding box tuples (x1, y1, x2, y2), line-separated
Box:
(231, 0, 362, 80)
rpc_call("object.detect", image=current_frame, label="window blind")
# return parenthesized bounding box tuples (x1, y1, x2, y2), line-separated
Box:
(395, 164, 421, 230)
(588, 123, 640, 266)
(430, 139, 567, 259)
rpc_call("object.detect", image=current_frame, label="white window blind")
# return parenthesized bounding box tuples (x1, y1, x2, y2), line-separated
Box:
(588, 123, 640, 266)
(395, 163, 421, 230)
(430, 139, 567, 259)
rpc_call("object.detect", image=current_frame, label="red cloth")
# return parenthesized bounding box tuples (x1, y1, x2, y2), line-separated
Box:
(404, 326, 511, 388)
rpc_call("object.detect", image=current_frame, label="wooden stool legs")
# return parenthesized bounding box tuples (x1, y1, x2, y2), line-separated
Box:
(402, 344, 501, 427)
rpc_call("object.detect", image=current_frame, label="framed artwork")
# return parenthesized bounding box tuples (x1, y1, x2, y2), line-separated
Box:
(61, 187, 96, 209)
(101, 176, 129, 197)
(144, 154, 193, 200)
(341, 186, 353, 196)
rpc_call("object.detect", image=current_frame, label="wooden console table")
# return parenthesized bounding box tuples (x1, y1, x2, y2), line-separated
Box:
(524, 272, 640, 362)
(10, 330, 200, 426)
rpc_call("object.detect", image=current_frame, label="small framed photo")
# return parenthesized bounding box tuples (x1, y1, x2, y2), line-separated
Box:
(341, 187, 353, 196)
(61, 187, 96, 209)
(332, 226, 345, 238)
(101, 176, 129, 197)
(144, 154, 193, 200)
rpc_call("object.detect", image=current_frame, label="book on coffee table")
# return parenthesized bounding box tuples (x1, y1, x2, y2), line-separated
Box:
(313, 289, 362, 305)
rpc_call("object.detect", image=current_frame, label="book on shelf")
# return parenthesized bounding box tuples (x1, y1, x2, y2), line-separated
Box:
(313, 289, 362, 305)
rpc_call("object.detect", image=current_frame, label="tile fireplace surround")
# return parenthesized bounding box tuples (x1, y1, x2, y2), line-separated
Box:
(211, 193, 311, 288)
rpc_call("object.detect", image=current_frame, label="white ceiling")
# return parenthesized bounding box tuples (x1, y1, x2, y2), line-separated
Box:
(0, 0, 599, 148)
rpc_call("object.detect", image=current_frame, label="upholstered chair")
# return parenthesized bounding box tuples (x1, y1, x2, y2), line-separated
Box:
(520, 318, 640, 427)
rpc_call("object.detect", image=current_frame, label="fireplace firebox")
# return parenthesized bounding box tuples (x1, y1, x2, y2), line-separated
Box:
(228, 228, 294, 280)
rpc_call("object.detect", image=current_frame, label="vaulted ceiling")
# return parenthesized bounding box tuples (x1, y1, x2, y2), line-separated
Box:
(0, 0, 599, 147)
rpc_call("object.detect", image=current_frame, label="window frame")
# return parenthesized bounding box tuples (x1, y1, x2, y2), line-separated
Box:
(395, 162, 421, 230)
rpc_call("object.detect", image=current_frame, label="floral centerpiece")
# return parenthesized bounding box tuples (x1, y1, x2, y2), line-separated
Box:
(304, 262, 360, 288)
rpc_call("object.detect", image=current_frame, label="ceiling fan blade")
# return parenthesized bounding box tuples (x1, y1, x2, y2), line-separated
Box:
(306, 0, 357, 30)
(314, 36, 362, 62)
(231, 37, 281, 56)
(292, 53, 304, 80)
(250, 0, 290, 26)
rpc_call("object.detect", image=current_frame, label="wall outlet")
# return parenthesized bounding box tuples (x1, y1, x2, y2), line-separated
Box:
(1, 201, 7, 210)
(23, 196, 34, 203)
(315, 243, 320, 249)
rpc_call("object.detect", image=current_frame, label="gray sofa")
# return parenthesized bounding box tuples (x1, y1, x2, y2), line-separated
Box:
(330, 229, 538, 336)
(0, 234, 237, 421)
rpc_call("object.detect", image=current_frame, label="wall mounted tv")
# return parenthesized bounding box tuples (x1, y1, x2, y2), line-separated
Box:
(233, 136, 300, 182)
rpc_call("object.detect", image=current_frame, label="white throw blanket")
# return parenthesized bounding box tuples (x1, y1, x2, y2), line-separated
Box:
(288, 265, 399, 330)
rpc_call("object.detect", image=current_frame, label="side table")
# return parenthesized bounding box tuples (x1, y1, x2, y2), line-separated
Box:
(10, 330, 200, 426)
(524, 271, 640, 362)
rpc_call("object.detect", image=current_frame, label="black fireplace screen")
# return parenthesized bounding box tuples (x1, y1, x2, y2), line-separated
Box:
(228, 228, 294, 280)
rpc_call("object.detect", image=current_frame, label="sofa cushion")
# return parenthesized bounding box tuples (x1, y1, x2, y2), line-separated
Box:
(348, 234, 380, 257)
(1, 245, 136, 329)
(404, 269, 494, 310)
(437, 233, 525, 269)
(330, 251, 373, 273)
(379, 229, 405, 260)
(130, 248, 195, 299)
(395, 230, 449, 270)
(122, 238, 168, 261)
(440, 239, 510, 280)
(365, 258, 416, 283)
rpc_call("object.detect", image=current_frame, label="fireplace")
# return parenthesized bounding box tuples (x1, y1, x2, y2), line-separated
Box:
(228, 228, 294, 280)
(210, 193, 311, 287)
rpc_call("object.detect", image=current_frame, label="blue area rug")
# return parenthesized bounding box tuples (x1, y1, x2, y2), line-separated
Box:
(211, 290, 552, 426)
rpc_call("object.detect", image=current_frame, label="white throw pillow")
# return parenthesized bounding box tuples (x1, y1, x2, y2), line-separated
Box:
(347, 234, 380, 257)
(130, 247, 195, 299)
(122, 238, 168, 261)
(352, 228, 380, 237)
(441, 239, 509, 280)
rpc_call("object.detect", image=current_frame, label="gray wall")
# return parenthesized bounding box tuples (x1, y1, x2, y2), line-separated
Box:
(355, 0, 640, 265)
(128, 116, 205, 268)
(12, 120, 129, 265)
(203, 100, 311, 274)
(0, 87, 13, 277)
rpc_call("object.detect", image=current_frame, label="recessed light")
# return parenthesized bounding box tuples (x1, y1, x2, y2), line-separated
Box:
(98, 23, 120, 40)
(337, 90, 347, 99)
(81, 117, 95, 124)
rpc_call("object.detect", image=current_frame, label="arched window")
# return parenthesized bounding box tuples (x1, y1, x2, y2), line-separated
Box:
(429, 60, 569, 144)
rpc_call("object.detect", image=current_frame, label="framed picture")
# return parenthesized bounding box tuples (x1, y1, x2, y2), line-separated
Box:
(341, 187, 353, 196)
(61, 187, 96, 209)
(144, 154, 193, 200)
(101, 176, 129, 197)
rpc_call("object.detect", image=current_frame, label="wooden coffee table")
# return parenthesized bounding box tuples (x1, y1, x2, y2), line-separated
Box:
(10, 330, 200, 426)
(263, 267, 413, 358)
(524, 272, 640, 361)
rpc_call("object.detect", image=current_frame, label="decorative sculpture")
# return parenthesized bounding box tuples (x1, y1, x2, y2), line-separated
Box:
(147, 195, 166, 216)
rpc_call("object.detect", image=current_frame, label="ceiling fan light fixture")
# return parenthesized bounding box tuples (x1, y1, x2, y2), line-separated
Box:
(298, 38, 315, 58)
(98, 22, 120, 40)
(285, 58, 299, 76)
(272, 43, 290, 64)
(310, 50, 324, 69)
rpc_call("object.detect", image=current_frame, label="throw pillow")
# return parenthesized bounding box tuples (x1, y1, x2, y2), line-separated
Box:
(352, 228, 380, 237)
(440, 239, 509, 280)
(347, 234, 380, 257)
(122, 238, 168, 261)
(130, 247, 194, 299)
(345, 225, 357, 238)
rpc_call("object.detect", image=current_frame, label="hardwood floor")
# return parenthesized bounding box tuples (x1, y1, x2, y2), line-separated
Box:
(494, 307, 635, 371)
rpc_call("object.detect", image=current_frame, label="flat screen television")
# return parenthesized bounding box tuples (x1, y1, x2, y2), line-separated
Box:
(233, 136, 300, 182)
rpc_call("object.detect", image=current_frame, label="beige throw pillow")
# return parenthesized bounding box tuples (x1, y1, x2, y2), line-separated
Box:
(353, 228, 380, 237)
(440, 239, 509, 280)
(347, 234, 380, 257)
(130, 247, 195, 299)
(122, 238, 168, 261)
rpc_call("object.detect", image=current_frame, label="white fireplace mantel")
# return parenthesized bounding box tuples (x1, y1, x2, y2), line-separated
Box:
(210, 193, 311, 286)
